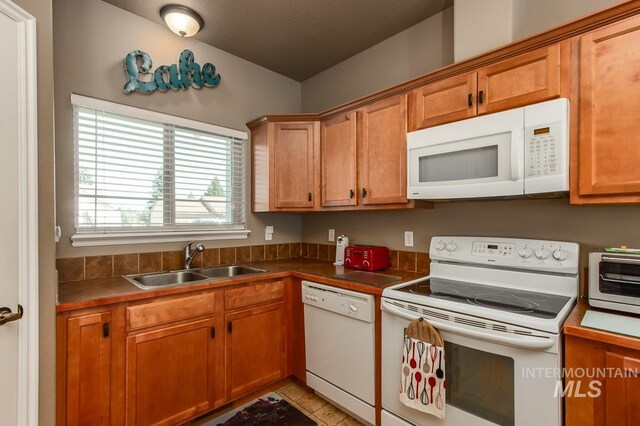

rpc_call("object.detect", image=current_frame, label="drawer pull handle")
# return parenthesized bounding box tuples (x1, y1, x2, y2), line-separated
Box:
(468, 93, 472, 107)
(478, 90, 484, 104)
(103, 322, 109, 338)
(228, 322, 232, 333)
(211, 326, 216, 339)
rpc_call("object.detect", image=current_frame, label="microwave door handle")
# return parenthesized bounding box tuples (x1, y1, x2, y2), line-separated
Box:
(381, 300, 554, 350)
(511, 127, 524, 181)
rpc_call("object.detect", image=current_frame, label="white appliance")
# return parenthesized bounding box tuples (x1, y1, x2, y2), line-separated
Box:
(302, 281, 376, 424)
(381, 236, 579, 426)
(407, 98, 569, 200)
(334, 235, 349, 266)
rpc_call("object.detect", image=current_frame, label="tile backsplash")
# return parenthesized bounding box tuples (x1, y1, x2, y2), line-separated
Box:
(57, 241, 429, 282)
(57, 243, 303, 282)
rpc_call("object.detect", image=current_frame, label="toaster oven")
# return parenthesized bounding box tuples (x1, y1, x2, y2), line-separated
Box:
(589, 252, 640, 315)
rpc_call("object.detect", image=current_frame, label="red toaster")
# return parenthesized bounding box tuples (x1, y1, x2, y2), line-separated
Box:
(344, 245, 390, 271)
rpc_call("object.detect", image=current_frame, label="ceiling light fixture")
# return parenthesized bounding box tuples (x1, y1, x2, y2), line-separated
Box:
(160, 4, 204, 37)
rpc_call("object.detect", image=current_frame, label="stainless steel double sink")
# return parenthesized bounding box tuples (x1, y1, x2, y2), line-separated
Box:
(124, 265, 268, 290)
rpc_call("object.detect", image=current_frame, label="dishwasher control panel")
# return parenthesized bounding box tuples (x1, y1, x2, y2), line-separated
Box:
(301, 280, 375, 323)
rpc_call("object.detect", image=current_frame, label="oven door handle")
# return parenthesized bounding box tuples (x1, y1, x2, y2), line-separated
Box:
(381, 300, 554, 350)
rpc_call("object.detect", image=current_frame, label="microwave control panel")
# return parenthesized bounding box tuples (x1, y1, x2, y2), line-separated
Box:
(525, 121, 561, 177)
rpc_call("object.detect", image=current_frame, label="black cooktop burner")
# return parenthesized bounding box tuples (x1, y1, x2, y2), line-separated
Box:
(397, 278, 570, 319)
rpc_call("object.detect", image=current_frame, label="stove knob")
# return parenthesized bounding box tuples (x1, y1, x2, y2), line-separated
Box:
(446, 242, 457, 252)
(553, 249, 568, 261)
(435, 241, 446, 251)
(518, 247, 533, 258)
(535, 248, 550, 260)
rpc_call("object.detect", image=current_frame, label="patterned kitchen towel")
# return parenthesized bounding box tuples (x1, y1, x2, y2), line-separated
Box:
(399, 318, 446, 419)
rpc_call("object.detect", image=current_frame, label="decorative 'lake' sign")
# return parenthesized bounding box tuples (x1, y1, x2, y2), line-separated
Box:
(123, 49, 221, 94)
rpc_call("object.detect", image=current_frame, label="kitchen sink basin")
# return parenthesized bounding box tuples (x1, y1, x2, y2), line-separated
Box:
(196, 265, 267, 278)
(124, 265, 267, 290)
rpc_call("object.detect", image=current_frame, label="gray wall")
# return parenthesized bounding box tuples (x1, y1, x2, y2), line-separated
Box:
(301, 198, 640, 272)
(512, 0, 626, 40)
(12, 0, 56, 423)
(301, 8, 454, 112)
(54, 0, 304, 258)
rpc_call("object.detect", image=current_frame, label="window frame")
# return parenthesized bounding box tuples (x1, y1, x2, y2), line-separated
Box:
(70, 94, 250, 247)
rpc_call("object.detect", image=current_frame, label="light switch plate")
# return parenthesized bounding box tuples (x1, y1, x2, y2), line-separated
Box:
(265, 225, 274, 233)
(328, 229, 335, 242)
(404, 231, 414, 247)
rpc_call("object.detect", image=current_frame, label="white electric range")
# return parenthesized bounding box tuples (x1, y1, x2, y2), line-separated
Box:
(381, 236, 579, 426)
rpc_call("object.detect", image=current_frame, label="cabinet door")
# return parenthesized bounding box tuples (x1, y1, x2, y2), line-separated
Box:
(477, 44, 561, 115)
(359, 95, 408, 205)
(604, 351, 640, 425)
(65, 312, 111, 426)
(226, 302, 286, 400)
(408, 72, 477, 131)
(272, 122, 319, 209)
(577, 16, 640, 200)
(126, 318, 218, 426)
(321, 112, 357, 206)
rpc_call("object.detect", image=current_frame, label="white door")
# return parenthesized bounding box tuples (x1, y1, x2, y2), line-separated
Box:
(0, 1, 38, 425)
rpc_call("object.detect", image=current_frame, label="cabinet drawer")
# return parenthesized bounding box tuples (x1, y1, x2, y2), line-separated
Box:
(126, 293, 216, 331)
(225, 281, 285, 310)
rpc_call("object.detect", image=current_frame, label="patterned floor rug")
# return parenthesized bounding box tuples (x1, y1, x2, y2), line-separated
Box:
(202, 392, 317, 426)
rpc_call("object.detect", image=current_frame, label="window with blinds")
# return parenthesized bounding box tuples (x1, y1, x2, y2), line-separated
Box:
(73, 96, 246, 239)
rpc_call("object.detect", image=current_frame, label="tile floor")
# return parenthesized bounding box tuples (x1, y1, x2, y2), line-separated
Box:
(277, 383, 366, 426)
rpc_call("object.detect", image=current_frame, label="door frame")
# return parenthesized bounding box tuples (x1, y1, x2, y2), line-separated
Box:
(1, 0, 39, 424)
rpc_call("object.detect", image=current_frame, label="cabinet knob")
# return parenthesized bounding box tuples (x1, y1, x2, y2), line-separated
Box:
(102, 322, 109, 338)
(468, 93, 473, 107)
(479, 90, 485, 104)
(349, 189, 354, 199)
(308, 192, 312, 202)
(362, 188, 367, 198)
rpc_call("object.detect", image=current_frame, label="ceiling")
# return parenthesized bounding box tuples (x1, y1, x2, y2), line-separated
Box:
(103, 0, 452, 81)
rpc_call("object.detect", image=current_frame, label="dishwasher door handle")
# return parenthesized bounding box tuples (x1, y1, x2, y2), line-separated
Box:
(381, 300, 554, 350)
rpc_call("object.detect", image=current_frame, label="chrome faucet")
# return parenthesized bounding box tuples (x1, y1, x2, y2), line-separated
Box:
(183, 241, 205, 269)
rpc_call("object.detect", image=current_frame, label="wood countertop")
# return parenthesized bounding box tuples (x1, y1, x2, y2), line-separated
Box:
(563, 300, 640, 351)
(57, 258, 427, 313)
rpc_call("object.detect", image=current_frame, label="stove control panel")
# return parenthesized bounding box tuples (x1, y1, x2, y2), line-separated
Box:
(431, 236, 579, 274)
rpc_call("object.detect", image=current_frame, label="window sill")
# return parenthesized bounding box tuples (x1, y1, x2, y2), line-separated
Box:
(70, 229, 251, 247)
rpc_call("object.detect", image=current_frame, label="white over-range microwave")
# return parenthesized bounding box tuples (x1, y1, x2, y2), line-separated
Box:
(407, 98, 569, 200)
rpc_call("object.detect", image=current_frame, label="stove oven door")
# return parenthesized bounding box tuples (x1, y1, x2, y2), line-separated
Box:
(381, 299, 562, 426)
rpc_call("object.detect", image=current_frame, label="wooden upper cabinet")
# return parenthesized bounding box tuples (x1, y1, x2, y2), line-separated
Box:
(225, 302, 286, 400)
(321, 112, 358, 207)
(574, 15, 640, 203)
(126, 318, 219, 426)
(409, 43, 565, 132)
(63, 312, 111, 426)
(477, 44, 561, 114)
(250, 119, 320, 211)
(273, 122, 319, 208)
(359, 95, 408, 205)
(408, 72, 477, 131)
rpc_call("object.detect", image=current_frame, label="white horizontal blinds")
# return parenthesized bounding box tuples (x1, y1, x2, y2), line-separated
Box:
(74, 103, 246, 232)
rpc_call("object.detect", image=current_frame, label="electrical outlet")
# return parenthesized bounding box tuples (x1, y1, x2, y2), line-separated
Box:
(328, 229, 335, 242)
(265, 232, 273, 241)
(404, 231, 414, 247)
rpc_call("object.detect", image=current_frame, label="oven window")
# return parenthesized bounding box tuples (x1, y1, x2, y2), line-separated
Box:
(445, 341, 515, 426)
(599, 260, 640, 297)
(418, 145, 498, 183)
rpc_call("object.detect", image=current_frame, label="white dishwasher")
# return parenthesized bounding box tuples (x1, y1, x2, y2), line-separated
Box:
(302, 280, 376, 425)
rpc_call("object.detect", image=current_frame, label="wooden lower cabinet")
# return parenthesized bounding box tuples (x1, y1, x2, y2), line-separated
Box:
(225, 302, 287, 400)
(125, 317, 219, 426)
(565, 334, 640, 425)
(60, 311, 111, 426)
